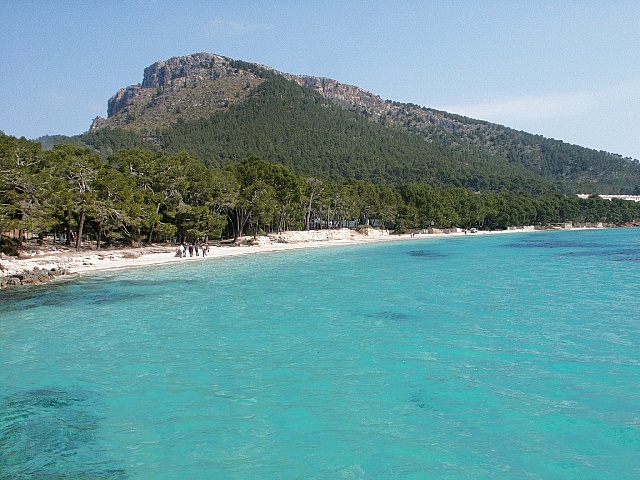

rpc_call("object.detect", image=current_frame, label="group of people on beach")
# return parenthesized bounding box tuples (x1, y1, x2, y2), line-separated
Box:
(176, 243, 209, 258)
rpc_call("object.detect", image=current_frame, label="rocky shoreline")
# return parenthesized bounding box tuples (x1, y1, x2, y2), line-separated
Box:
(0, 225, 608, 291)
(0, 245, 174, 290)
(0, 229, 379, 290)
(0, 265, 71, 288)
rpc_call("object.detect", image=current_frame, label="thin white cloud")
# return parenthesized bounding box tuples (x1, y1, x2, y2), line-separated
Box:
(204, 18, 273, 36)
(40, 89, 76, 109)
(40, 90, 102, 113)
(439, 81, 640, 125)
(441, 91, 592, 123)
(83, 102, 106, 115)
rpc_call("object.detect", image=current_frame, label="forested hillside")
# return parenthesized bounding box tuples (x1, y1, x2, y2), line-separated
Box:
(53, 81, 550, 194)
(380, 104, 640, 194)
(39, 53, 640, 196)
(139, 76, 555, 193)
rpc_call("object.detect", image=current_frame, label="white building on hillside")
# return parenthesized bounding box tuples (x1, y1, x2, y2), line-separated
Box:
(577, 194, 640, 202)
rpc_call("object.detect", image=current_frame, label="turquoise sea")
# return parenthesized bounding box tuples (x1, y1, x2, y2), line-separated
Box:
(1, 228, 640, 479)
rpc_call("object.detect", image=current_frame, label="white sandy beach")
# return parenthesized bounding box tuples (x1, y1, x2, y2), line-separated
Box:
(0, 226, 569, 283)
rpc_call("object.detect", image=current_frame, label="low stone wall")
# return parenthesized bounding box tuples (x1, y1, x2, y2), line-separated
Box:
(269, 228, 355, 243)
(360, 228, 390, 237)
(508, 225, 536, 231)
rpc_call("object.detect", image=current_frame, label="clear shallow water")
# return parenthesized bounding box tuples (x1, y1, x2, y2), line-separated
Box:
(1, 228, 640, 479)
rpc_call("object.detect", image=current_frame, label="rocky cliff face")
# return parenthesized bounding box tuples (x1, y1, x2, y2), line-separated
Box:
(141, 52, 229, 89)
(107, 85, 143, 118)
(91, 52, 401, 131)
(282, 74, 388, 114)
(90, 52, 478, 143)
(91, 53, 263, 131)
(281, 73, 473, 137)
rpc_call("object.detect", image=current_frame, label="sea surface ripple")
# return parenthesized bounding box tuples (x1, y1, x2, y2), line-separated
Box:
(1, 228, 639, 479)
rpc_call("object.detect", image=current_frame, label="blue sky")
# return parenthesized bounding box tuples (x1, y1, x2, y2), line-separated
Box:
(2, 1, 640, 159)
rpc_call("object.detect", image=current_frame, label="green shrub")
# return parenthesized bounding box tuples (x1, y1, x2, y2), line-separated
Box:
(0, 236, 21, 256)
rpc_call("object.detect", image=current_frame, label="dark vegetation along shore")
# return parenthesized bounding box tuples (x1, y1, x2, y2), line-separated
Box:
(3, 53, 640, 267)
(3, 133, 639, 255)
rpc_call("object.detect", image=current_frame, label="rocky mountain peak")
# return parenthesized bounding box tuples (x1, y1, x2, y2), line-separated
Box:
(92, 53, 264, 131)
(141, 52, 230, 89)
(91, 52, 465, 138)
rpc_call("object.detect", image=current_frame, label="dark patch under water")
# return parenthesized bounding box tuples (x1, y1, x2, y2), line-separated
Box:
(87, 291, 147, 305)
(0, 283, 78, 315)
(111, 278, 192, 288)
(364, 311, 412, 321)
(505, 236, 640, 262)
(408, 393, 440, 412)
(408, 394, 427, 409)
(407, 250, 447, 258)
(0, 388, 127, 479)
(558, 248, 640, 261)
(0, 284, 147, 314)
(505, 238, 605, 250)
(0, 275, 193, 314)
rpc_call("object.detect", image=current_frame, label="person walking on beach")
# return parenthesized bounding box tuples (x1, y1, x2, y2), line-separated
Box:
(188, 244, 194, 257)
(202, 244, 208, 257)
(177, 244, 184, 257)
(195, 243, 200, 256)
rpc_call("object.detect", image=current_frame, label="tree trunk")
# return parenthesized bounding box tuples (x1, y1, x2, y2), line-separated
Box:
(233, 209, 241, 241)
(147, 203, 161, 243)
(66, 220, 72, 246)
(305, 198, 313, 231)
(76, 210, 85, 251)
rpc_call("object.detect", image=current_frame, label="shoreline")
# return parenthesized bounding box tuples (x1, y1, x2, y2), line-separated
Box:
(0, 226, 595, 288)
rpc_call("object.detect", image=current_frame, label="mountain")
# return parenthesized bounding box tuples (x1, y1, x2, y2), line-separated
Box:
(89, 53, 264, 132)
(46, 52, 640, 194)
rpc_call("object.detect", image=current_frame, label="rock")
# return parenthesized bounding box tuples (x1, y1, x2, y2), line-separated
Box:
(141, 53, 229, 89)
(283, 74, 387, 114)
(246, 236, 272, 247)
(122, 251, 141, 259)
(0, 263, 70, 289)
(107, 86, 144, 118)
(19, 271, 48, 285)
(90, 116, 107, 130)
